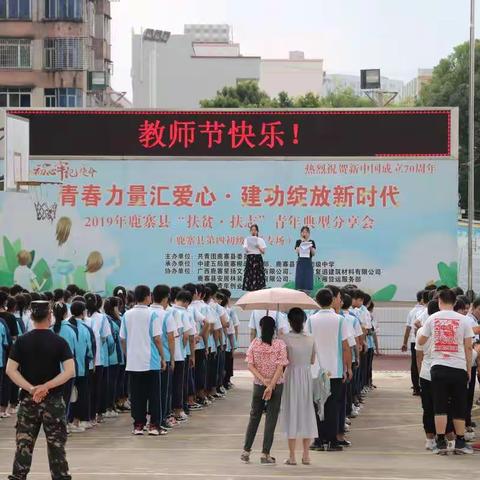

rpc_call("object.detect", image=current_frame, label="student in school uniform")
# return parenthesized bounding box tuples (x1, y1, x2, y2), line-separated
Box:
(66, 301, 94, 432)
(85, 293, 111, 425)
(204, 287, 222, 401)
(249, 310, 289, 342)
(0, 317, 9, 411)
(212, 292, 230, 396)
(150, 285, 176, 433)
(120, 285, 166, 436)
(220, 288, 239, 390)
(104, 297, 123, 419)
(170, 290, 193, 423)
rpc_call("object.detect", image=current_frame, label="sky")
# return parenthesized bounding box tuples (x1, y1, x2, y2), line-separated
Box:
(110, 0, 478, 100)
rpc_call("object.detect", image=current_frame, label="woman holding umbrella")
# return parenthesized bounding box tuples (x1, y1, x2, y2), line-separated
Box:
(242, 224, 267, 291)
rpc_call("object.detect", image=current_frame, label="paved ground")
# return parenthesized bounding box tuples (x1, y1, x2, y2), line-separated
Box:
(0, 366, 478, 480)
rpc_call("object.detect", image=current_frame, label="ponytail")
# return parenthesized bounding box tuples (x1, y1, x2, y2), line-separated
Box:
(52, 303, 68, 334)
(85, 293, 97, 317)
(259, 316, 275, 346)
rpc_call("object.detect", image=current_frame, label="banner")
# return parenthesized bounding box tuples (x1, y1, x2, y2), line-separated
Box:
(0, 157, 457, 300)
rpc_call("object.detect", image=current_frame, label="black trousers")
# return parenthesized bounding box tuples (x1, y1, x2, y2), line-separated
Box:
(224, 351, 234, 386)
(183, 356, 190, 405)
(207, 352, 218, 390)
(420, 378, 435, 434)
(71, 376, 89, 422)
(129, 370, 161, 427)
(466, 366, 477, 427)
(172, 361, 185, 410)
(217, 349, 225, 388)
(410, 343, 420, 393)
(91, 366, 105, 417)
(160, 366, 172, 424)
(316, 378, 343, 444)
(431, 365, 468, 419)
(359, 351, 368, 390)
(107, 365, 120, 410)
(366, 348, 374, 387)
(194, 349, 207, 393)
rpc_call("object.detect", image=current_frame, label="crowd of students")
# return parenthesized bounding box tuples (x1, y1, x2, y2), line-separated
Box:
(0, 282, 240, 435)
(403, 285, 480, 455)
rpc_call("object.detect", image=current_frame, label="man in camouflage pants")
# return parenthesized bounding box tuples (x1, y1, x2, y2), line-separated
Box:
(6, 300, 75, 480)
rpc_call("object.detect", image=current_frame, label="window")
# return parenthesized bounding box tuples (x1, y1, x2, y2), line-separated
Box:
(0, 0, 31, 19)
(44, 87, 83, 107)
(0, 87, 31, 107)
(44, 38, 87, 70)
(44, 0, 83, 20)
(0, 39, 30, 68)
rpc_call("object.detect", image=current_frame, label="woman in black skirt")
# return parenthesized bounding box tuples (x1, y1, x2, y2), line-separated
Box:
(242, 224, 266, 291)
(294, 226, 316, 292)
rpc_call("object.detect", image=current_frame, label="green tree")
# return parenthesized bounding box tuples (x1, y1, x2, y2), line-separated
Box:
(200, 81, 273, 108)
(319, 87, 372, 108)
(419, 40, 480, 212)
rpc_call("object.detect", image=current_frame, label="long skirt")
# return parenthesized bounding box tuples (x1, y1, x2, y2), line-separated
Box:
(242, 254, 266, 291)
(295, 257, 313, 291)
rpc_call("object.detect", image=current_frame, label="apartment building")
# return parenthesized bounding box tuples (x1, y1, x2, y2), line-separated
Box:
(0, 0, 112, 108)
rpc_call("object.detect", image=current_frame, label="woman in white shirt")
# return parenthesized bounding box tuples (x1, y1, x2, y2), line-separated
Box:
(242, 224, 266, 292)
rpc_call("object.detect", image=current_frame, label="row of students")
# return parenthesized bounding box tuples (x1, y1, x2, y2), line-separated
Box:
(408, 286, 480, 455)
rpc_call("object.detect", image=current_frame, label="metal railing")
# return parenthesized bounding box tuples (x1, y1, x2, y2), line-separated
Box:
(0, 39, 31, 69)
(44, 37, 89, 71)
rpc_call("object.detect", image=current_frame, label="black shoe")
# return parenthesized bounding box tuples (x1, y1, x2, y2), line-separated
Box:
(433, 437, 448, 455)
(471, 421, 477, 428)
(324, 442, 344, 452)
(309, 442, 324, 451)
(337, 439, 351, 447)
(454, 437, 473, 455)
(412, 390, 421, 396)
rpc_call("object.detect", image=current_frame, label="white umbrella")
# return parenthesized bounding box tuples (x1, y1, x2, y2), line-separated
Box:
(235, 288, 319, 312)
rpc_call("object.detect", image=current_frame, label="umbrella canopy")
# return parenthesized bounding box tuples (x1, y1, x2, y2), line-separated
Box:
(235, 288, 320, 312)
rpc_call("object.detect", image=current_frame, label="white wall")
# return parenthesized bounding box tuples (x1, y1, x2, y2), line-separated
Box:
(259, 59, 324, 98)
(132, 34, 260, 108)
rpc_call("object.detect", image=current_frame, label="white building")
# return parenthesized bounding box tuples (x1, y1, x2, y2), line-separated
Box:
(399, 68, 433, 103)
(132, 25, 325, 108)
(323, 73, 404, 99)
(131, 24, 260, 108)
(259, 51, 323, 98)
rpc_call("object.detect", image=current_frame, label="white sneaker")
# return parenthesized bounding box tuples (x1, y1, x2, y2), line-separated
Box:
(447, 440, 455, 452)
(124, 400, 131, 409)
(175, 412, 188, 422)
(425, 439, 436, 451)
(79, 421, 93, 430)
(68, 424, 86, 433)
(465, 431, 475, 441)
(344, 424, 351, 432)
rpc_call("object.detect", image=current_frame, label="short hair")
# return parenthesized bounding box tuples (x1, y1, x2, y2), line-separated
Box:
(53, 289, 65, 303)
(363, 293, 372, 306)
(17, 250, 32, 267)
(214, 292, 228, 307)
(351, 289, 365, 300)
(316, 288, 333, 308)
(416, 290, 424, 303)
(325, 284, 341, 300)
(438, 289, 456, 305)
(10, 284, 24, 296)
(342, 293, 352, 310)
(31, 301, 51, 322)
(152, 285, 170, 304)
(472, 297, 480, 309)
(0, 291, 8, 308)
(219, 288, 231, 299)
(44, 291, 53, 301)
(175, 290, 192, 304)
(421, 290, 430, 304)
(134, 285, 151, 303)
(169, 287, 181, 304)
(454, 299, 467, 312)
(67, 284, 79, 295)
(427, 299, 440, 316)
(196, 284, 205, 299)
(203, 287, 213, 303)
(288, 307, 306, 333)
(182, 283, 197, 297)
(452, 286, 465, 296)
(205, 283, 218, 295)
(70, 301, 86, 318)
(6, 296, 16, 312)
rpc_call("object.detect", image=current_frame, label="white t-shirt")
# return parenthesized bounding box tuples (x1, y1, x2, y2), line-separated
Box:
(172, 305, 192, 361)
(306, 308, 349, 379)
(249, 310, 289, 338)
(243, 236, 267, 255)
(466, 313, 479, 341)
(342, 312, 357, 348)
(13, 265, 36, 291)
(120, 305, 162, 371)
(406, 304, 424, 344)
(86, 311, 112, 367)
(415, 326, 433, 381)
(188, 301, 206, 350)
(421, 310, 474, 371)
(417, 307, 429, 327)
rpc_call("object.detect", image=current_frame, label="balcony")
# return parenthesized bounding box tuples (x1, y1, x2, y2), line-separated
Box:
(44, 37, 89, 71)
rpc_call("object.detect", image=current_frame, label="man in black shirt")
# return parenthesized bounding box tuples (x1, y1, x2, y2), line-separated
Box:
(6, 301, 74, 480)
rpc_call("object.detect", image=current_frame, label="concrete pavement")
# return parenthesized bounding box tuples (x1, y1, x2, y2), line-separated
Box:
(0, 369, 478, 480)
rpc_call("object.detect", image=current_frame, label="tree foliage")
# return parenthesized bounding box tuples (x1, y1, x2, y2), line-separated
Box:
(200, 81, 373, 109)
(419, 40, 480, 212)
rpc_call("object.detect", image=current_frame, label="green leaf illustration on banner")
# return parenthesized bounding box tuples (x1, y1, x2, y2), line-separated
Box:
(0, 257, 8, 272)
(0, 270, 14, 286)
(73, 266, 88, 291)
(282, 281, 296, 290)
(28, 250, 35, 268)
(3, 236, 18, 272)
(437, 261, 458, 288)
(32, 259, 53, 292)
(12, 239, 22, 254)
(372, 284, 397, 302)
